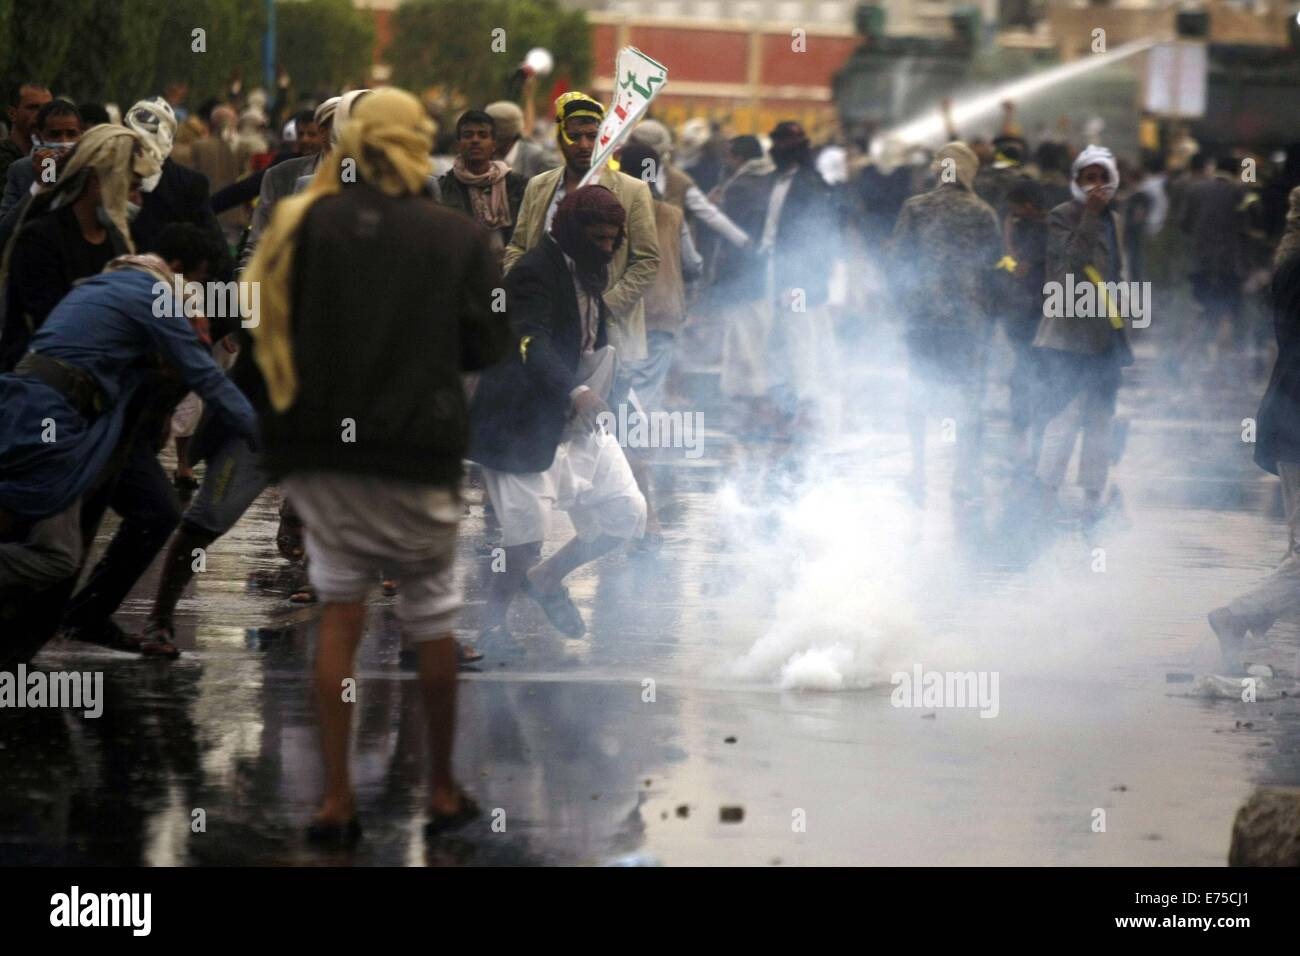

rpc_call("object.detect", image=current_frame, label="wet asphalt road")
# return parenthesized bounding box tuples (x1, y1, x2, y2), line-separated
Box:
(2, 284, 1299, 866)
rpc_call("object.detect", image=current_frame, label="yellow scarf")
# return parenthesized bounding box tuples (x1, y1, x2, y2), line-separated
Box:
(246, 88, 434, 411)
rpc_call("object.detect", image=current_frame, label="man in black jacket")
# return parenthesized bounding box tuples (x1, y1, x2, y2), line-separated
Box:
(123, 98, 224, 256)
(470, 185, 647, 643)
(1208, 199, 1300, 671)
(717, 122, 836, 439)
(246, 88, 509, 842)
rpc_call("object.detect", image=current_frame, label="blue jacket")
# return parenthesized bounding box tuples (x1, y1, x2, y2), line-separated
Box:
(0, 268, 257, 519)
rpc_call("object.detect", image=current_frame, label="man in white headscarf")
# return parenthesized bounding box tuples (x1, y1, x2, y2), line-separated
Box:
(1031, 143, 1131, 526)
(123, 96, 223, 253)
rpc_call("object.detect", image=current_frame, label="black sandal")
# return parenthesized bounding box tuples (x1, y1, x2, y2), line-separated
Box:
(289, 585, 317, 605)
(306, 815, 362, 847)
(399, 642, 484, 670)
(424, 790, 480, 837)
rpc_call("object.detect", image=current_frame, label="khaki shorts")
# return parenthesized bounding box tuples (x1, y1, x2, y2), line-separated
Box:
(283, 472, 462, 641)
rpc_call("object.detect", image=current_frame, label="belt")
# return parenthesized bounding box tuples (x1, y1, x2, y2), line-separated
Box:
(13, 352, 107, 421)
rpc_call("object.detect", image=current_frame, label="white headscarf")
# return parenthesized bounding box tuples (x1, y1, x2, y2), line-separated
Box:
(330, 89, 372, 148)
(314, 96, 341, 130)
(1070, 144, 1119, 204)
(676, 118, 710, 166)
(816, 144, 848, 185)
(125, 97, 177, 191)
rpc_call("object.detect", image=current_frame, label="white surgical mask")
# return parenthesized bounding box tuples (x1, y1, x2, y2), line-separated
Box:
(31, 138, 74, 156)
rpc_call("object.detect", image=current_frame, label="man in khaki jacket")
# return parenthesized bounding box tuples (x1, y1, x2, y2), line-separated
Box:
(503, 91, 659, 362)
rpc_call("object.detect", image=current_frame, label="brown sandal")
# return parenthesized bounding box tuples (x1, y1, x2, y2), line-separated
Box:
(139, 622, 181, 659)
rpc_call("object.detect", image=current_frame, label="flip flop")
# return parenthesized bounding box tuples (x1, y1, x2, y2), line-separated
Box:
(523, 578, 586, 637)
(289, 585, 317, 605)
(424, 791, 480, 838)
(139, 621, 182, 660)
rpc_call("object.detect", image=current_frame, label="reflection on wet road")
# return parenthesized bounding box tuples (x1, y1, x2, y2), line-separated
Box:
(3, 333, 1298, 866)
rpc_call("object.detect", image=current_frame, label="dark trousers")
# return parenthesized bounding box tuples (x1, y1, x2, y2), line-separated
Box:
(1004, 311, 1043, 436)
(0, 381, 175, 660)
(62, 422, 182, 630)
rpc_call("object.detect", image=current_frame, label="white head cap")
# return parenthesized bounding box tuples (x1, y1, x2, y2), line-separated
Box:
(1070, 143, 1119, 203)
(314, 95, 342, 130)
(125, 97, 178, 163)
(331, 89, 372, 148)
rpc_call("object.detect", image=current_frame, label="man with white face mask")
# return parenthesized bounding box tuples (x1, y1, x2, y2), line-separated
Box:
(0, 99, 82, 248)
(123, 96, 224, 254)
(1031, 144, 1132, 526)
(0, 124, 158, 370)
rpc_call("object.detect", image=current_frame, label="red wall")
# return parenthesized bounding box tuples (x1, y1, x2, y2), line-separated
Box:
(759, 31, 857, 87)
(626, 26, 751, 85)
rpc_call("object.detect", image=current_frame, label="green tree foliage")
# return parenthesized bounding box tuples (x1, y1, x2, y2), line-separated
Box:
(276, 0, 375, 100)
(0, 0, 371, 109)
(150, 0, 265, 104)
(388, 0, 591, 110)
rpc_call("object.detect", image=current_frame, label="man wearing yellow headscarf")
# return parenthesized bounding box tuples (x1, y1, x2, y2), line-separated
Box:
(246, 87, 510, 844)
(503, 91, 659, 364)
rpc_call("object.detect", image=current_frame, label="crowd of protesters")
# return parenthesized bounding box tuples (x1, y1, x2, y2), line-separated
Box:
(1, 69, 1299, 842)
